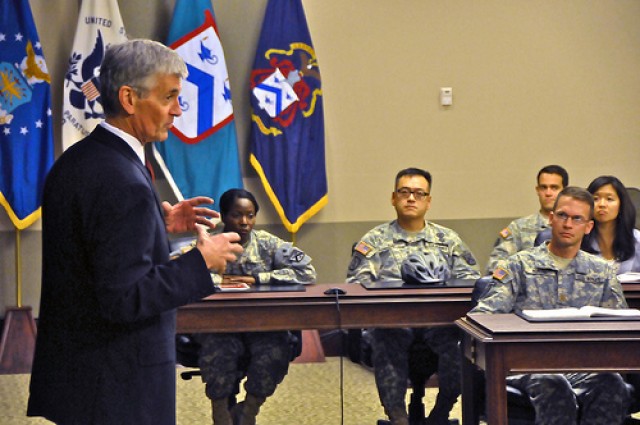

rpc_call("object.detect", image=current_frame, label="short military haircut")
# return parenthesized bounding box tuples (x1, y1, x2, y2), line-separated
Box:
(553, 186, 594, 219)
(219, 188, 260, 217)
(395, 167, 432, 190)
(99, 39, 188, 117)
(537, 164, 569, 187)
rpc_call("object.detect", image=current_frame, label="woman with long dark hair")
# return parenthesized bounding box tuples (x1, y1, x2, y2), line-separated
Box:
(582, 175, 640, 273)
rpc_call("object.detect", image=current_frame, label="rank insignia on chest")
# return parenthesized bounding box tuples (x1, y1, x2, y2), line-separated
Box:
(354, 241, 374, 256)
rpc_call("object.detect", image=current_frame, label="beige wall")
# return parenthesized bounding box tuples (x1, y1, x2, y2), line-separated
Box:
(1, 1, 639, 315)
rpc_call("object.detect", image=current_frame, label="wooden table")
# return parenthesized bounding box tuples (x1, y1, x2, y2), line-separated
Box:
(456, 313, 640, 425)
(177, 282, 475, 333)
(623, 282, 640, 309)
(178, 282, 640, 333)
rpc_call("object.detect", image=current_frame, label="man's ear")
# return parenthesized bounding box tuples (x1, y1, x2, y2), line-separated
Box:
(424, 194, 432, 211)
(584, 219, 595, 235)
(119, 86, 136, 115)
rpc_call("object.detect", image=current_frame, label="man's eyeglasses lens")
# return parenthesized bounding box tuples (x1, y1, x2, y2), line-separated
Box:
(396, 188, 429, 201)
(555, 211, 587, 224)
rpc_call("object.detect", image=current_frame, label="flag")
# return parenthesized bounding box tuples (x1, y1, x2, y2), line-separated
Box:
(153, 0, 243, 204)
(249, 0, 327, 235)
(62, 0, 127, 150)
(0, 0, 54, 230)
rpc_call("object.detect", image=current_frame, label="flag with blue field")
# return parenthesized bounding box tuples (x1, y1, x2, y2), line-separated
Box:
(0, 0, 54, 229)
(250, 0, 328, 235)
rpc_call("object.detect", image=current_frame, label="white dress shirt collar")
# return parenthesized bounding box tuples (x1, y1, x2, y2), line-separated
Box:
(99, 121, 145, 165)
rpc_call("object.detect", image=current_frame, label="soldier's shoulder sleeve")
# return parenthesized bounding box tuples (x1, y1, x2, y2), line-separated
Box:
(347, 227, 385, 282)
(470, 262, 516, 313)
(497, 226, 512, 239)
(491, 265, 512, 284)
(353, 240, 376, 258)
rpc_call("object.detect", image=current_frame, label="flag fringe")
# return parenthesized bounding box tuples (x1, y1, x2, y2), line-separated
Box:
(0, 193, 42, 230)
(250, 154, 327, 234)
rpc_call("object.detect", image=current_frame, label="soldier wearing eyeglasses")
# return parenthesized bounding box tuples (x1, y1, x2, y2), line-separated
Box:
(486, 165, 569, 274)
(347, 167, 481, 425)
(472, 186, 631, 424)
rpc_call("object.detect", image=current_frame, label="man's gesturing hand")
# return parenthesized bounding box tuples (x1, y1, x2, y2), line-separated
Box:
(195, 225, 243, 273)
(163, 196, 219, 234)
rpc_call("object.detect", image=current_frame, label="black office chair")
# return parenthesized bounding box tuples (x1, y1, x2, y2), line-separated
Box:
(176, 331, 303, 409)
(626, 187, 640, 230)
(533, 228, 551, 247)
(471, 276, 640, 425)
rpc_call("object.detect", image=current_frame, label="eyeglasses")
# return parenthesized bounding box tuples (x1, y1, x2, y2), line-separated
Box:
(396, 188, 430, 201)
(554, 211, 589, 225)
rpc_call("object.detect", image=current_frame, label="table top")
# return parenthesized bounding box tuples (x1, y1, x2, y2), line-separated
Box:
(184, 281, 640, 305)
(177, 282, 640, 333)
(177, 282, 475, 333)
(459, 313, 640, 343)
(195, 281, 475, 301)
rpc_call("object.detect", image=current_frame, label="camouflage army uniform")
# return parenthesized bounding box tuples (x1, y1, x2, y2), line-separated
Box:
(198, 230, 316, 401)
(347, 220, 481, 421)
(485, 212, 550, 274)
(472, 243, 631, 425)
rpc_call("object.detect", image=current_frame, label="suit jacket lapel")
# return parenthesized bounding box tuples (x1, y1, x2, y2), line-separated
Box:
(90, 126, 165, 219)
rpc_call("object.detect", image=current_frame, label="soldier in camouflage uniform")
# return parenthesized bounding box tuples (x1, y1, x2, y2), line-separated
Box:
(198, 189, 316, 425)
(472, 187, 631, 425)
(486, 165, 569, 273)
(347, 168, 481, 425)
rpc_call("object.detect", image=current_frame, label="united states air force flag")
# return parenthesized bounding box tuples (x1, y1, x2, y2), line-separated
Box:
(62, 0, 126, 150)
(0, 0, 54, 229)
(250, 0, 327, 235)
(154, 0, 243, 205)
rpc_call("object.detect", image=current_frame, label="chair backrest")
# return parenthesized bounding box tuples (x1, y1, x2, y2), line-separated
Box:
(534, 228, 551, 247)
(471, 275, 495, 308)
(627, 187, 640, 230)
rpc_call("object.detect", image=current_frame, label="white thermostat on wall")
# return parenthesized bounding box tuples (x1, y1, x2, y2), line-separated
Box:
(440, 87, 453, 106)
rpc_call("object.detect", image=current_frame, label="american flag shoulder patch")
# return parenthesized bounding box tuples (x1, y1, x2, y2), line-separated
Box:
(354, 241, 374, 256)
(492, 267, 509, 281)
(499, 228, 511, 239)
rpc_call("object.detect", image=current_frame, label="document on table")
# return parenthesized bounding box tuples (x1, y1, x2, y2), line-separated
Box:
(518, 306, 640, 322)
(618, 272, 640, 283)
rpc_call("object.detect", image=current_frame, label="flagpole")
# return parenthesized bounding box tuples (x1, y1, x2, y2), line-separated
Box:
(0, 226, 37, 374)
(15, 228, 22, 307)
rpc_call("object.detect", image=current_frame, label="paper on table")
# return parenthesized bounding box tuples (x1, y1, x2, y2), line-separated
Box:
(217, 282, 251, 292)
(618, 272, 640, 283)
(519, 306, 640, 321)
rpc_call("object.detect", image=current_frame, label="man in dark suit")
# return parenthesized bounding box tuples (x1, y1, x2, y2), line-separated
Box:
(27, 39, 243, 425)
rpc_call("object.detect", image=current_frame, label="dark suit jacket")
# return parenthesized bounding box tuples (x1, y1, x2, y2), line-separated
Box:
(27, 125, 215, 424)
